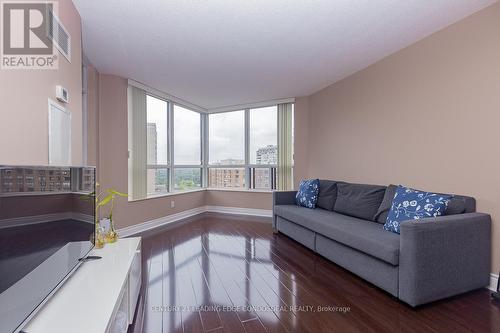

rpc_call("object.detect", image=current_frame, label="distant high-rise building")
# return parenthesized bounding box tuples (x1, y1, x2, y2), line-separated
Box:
(208, 158, 245, 188)
(253, 168, 271, 189)
(256, 145, 277, 164)
(0, 167, 93, 193)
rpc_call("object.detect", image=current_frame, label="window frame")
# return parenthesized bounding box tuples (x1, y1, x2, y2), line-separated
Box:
(129, 81, 290, 198)
(144, 93, 170, 197)
(172, 104, 203, 192)
(207, 108, 278, 191)
(144, 93, 205, 197)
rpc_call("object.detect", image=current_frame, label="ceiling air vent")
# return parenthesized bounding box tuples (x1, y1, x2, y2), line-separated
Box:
(47, 9, 71, 62)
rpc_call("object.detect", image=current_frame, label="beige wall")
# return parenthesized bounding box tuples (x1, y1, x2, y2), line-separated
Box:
(0, 0, 83, 165)
(206, 190, 272, 210)
(303, 3, 500, 273)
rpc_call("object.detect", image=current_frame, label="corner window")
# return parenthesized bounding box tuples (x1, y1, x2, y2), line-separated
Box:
(128, 82, 293, 198)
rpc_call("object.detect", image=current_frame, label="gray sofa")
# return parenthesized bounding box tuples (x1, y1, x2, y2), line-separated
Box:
(272, 180, 491, 307)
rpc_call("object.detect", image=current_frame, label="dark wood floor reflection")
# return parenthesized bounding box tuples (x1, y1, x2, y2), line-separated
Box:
(128, 215, 500, 333)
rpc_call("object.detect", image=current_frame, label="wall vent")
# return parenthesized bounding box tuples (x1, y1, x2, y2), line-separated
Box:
(47, 9, 71, 62)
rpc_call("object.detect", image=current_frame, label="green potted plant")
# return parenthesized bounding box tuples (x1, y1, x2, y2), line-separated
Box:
(90, 183, 127, 247)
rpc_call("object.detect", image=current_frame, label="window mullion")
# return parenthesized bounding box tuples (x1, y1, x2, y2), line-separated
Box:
(244, 109, 250, 190)
(168, 101, 174, 192)
(202, 113, 208, 188)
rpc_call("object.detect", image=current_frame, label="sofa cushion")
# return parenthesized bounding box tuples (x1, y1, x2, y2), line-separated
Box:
(374, 184, 398, 224)
(274, 205, 400, 265)
(295, 179, 320, 209)
(316, 180, 339, 211)
(334, 183, 386, 221)
(384, 186, 452, 234)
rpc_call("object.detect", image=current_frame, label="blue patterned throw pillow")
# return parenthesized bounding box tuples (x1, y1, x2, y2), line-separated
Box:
(295, 179, 320, 209)
(383, 185, 452, 234)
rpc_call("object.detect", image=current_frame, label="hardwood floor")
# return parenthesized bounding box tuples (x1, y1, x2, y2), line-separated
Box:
(128, 214, 500, 333)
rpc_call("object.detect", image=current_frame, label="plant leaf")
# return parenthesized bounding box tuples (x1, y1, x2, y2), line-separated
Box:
(97, 194, 113, 208)
(107, 189, 128, 197)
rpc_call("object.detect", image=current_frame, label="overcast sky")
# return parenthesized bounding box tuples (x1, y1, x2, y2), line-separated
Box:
(147, 96, 168, 164)
(174, 105, 201, 164)
(248, 106, 277, 164)
(147, 96, 277, 165)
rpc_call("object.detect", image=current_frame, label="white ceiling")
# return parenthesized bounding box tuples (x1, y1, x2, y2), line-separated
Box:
(74, 0, 497, 110)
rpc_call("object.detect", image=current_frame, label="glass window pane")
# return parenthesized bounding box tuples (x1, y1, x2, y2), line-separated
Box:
(147, 168, 169, 196)
(249, 106, 277, 165)
(251, 167, 273, 189)
(173, 168, 201, 191)
(174, 105, 201, 165)
(208, 168, 245, 188)
(209, 111, 245, 165)
(147, 95, 168, 165)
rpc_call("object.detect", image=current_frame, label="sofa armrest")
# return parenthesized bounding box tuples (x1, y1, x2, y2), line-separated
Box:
(399, 213, 491, 306)
(272, 191, 297, 229)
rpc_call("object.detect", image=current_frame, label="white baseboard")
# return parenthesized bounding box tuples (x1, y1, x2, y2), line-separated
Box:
(489, 273, 499, 291)
(205, 205, 273, 218)
(117, 206, 206, 238)
(117, 205, 272, 237)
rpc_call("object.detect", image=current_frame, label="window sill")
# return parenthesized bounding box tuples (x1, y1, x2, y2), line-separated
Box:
(127, 187, 274, 202)
(128, 188, 205, 202)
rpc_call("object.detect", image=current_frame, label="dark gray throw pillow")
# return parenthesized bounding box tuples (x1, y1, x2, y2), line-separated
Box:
(444, 195, 476, 215)
(445, 198, 466, 215)
(316, 180, 339, 211)
(334, 183, 386, 221)
(374, 184, 398, 224)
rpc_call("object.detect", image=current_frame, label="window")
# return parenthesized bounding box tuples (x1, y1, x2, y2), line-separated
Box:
(128, 82, 294, 198)
(206, 107, 284, 190)
(209, 111, 245, 165)
(173, 168, 201, 191)
(146, 95, 169, 196)
(248, 106, 277, 190)
(173, 104, 202, 191)
(249, 106, 277, 165)
(250, 167, 276, 190)
(208, 167, 246, 189)
(208, 111, 246, 189)
(174, 105, 201, 165)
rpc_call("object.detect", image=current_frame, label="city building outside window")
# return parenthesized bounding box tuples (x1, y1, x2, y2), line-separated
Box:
(249, 106, 277, 189)
(208, 111, 246, 189)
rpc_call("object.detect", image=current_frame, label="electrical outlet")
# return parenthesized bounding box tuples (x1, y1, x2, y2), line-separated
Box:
(170, 200, 175, 208)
